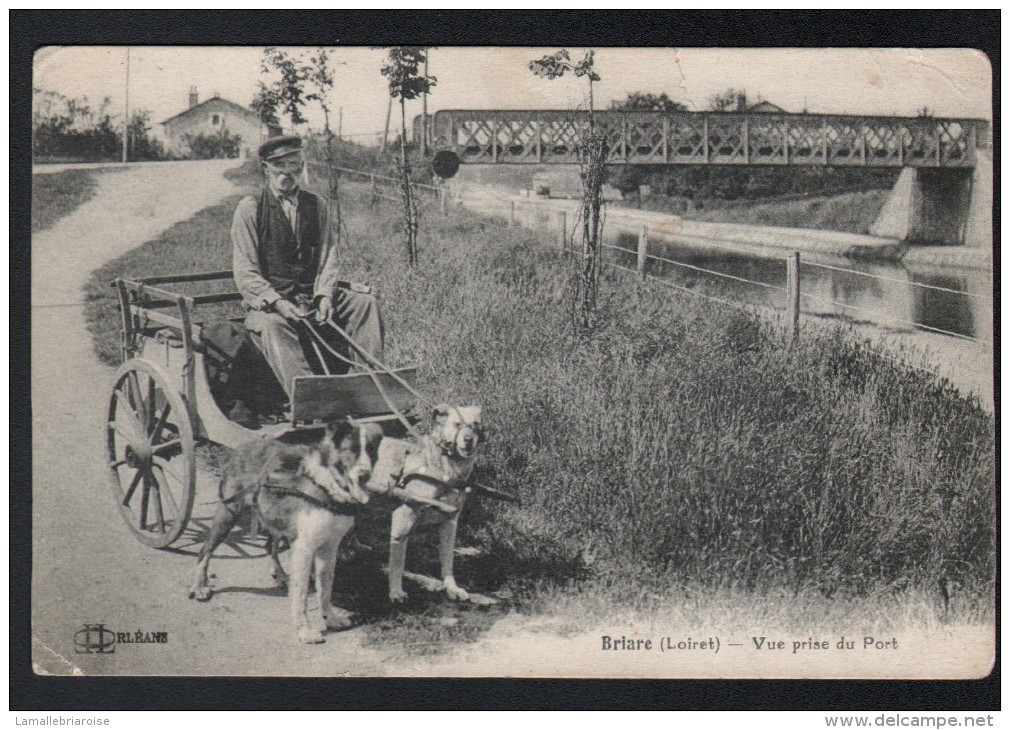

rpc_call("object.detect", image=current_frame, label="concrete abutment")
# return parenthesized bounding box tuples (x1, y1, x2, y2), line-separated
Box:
(871, 153, 992, 247)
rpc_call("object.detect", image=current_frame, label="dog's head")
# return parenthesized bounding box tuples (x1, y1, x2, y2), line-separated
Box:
(431, 404, 485, 459)
(322, 420, 384, 503)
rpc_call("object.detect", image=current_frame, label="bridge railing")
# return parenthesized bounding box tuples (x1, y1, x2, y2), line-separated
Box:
(432, 109, 988, 168)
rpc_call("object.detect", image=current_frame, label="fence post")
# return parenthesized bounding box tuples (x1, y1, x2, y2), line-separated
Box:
(370, 173, 377, 205)
(786, 251, 800, 340)
(509, 200, 516, 227)
(557, 211, 567, 253)
(637, 225, 649, 278)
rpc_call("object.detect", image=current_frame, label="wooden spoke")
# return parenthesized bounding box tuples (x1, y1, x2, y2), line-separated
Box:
(109, 419, 137, 444)
(146, 375, 156, 431)
(139, 470, 152, 530)
(113, 389, 144, 437)
(149, 474, 166, 533)
(151, 438, 181, 456)
(110, 457, 128, 470)
(122, 468, 143, 507)
(149, 402, 171, 444)
(152, 464, 179, 519)
(153, 455, 185, 487)
(125, 371, 144, 426)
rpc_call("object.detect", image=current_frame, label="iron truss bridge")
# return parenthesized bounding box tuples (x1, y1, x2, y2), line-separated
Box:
(432, 110, 989, 168)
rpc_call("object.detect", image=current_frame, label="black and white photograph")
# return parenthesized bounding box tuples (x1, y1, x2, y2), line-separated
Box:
(29, 42, 994, 680)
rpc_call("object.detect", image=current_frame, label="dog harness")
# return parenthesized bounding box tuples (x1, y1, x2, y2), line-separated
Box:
(260, 483, 363, 517)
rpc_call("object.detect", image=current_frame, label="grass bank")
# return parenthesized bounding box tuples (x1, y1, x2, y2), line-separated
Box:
(84, 162, 994, 646)
(32, 169, 100, 232)
(676, 189, 891, 234)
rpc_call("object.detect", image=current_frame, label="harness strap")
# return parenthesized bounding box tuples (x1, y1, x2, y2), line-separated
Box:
(261, 484, 361, 516)
(299, 318, 425, 439)
(397, 472, 453, 491)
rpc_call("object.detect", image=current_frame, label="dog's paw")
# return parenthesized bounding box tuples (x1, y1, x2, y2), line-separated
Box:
(444, 580, 469, 602)
(297, 627, 326, 644)
(389, 588, 409, 603)
(271, 571, 289, 593)
(324, 608, 354, 630)
(188, 585, 213, 602)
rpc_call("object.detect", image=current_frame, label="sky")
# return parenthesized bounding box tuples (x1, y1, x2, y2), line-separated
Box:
(33, 47, 992, 143)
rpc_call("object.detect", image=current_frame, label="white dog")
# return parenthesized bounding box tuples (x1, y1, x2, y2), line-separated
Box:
(369, 405, 484, 603)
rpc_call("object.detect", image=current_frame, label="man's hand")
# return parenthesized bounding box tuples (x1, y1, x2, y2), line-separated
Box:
(315, 295, 333, 324)
(274, 299, 307, 322)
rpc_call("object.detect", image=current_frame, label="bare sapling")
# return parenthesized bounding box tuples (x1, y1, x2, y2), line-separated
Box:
(530, 49, 606, 331)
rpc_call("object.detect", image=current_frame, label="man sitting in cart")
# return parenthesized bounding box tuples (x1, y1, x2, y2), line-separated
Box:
(231, 135, 384, 399)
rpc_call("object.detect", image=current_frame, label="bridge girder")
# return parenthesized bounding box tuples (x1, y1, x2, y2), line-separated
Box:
(432, 109, 988, 169)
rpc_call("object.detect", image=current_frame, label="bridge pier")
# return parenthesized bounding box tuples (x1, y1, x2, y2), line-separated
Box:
(870, 152, 991, 247)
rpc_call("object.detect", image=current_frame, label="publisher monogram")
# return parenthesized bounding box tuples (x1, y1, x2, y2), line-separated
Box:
(73, 624, 168, 654)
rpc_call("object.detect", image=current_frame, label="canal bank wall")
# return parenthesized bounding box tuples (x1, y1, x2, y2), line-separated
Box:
(450, 182, 992, 272)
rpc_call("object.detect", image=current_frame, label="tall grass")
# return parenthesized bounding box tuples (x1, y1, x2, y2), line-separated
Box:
(84, 162, 995, 616)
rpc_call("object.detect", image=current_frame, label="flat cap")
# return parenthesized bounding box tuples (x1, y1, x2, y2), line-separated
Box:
(258, 135, 303, 161)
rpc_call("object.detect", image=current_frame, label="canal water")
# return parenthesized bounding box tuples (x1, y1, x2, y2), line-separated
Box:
(612, 232, 992, 342)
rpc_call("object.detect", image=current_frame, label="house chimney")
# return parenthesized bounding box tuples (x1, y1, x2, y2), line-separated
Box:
(736, 92, 747, 112)
(189, 86, 199, 108)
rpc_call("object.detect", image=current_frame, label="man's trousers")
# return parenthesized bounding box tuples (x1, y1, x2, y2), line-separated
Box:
(244, 287, 384, 398)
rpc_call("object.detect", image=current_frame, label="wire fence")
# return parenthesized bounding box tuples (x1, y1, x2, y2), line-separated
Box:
(496, 194, 991, 346)
(301, 162, 989, 348)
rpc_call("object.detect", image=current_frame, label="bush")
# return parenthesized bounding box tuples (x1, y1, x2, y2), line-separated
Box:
(33, 89, 167, 163)
(183, 127, 243, 159)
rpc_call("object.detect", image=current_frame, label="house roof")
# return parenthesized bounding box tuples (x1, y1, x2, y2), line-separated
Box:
(160, 96, 259, 126)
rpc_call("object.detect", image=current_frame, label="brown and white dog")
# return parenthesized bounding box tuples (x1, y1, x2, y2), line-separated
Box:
(188, 420, 383, 644)
(369, 405, 484, 603)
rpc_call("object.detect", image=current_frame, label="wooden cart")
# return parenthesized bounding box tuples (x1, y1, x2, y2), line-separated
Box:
(106, 271, 417, 548)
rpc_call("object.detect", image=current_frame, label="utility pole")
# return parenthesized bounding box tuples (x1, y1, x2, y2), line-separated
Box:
(420, 49, 429, 158)
(381, 94, 392, 153)
(122, 46, 130, 163)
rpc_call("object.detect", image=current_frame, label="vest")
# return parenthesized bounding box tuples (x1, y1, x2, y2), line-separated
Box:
(255, 187, 322, 299)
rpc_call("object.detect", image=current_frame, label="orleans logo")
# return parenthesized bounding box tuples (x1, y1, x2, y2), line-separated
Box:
(74, 624, 117, 654)
(73, 624, 169, 654)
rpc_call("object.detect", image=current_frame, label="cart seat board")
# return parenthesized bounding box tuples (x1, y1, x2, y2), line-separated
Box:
(290, 369, 418, 422)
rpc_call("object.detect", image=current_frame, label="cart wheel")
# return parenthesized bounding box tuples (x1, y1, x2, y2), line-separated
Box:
(106, 359, 196, 548)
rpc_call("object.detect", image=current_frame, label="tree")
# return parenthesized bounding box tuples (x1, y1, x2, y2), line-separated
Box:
(127, 109, 166, 161)
(709, 87, 747, 112)
(530, 49, 605, 331)
(380, 47, 437, 267)
(257, 47, 346, 247)
(611, 92, 688, 112)
(32, 87, 142, 162)
(250, 82, 281, 128)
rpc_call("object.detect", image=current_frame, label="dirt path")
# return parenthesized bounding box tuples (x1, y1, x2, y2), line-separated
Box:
(30, 160, 392, 676)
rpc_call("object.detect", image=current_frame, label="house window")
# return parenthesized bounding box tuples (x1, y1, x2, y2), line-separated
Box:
(211, 113, 221, 126)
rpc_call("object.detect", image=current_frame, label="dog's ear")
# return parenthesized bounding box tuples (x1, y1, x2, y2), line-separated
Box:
(361, 422, 384, 452)
(324, 418, 356, 447)
(462, 406, 482, 427)
(460, 406, 486, 442)
(432, 404, 451, 426)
